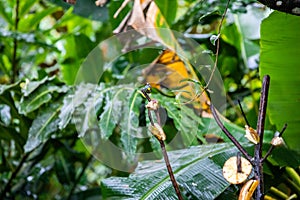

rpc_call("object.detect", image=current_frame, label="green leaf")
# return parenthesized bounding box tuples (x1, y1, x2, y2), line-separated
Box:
(155, 0, 177, 25)
(98, 86, 129, 139)
(19, 0, 38, 18)
(73, 0, 108, 21)
(264, 145, 300, 168)
(101, 143, 247, 199)
(120, 90, 142, 158)
(0, 104, 11, 126)
(0, 81, 20, 95)
(59, 83, 97, 130)
(19, 84, 68, 115)
(0, 1, 13, 25)
(152, 93, 205, 146)
(73, 84, 105, 137)
(54, 150, 76, 185)
(19, 6, 59, 31)
(24, 101, 61, 152)
(21, 76, 54, 97)
(260, 11, 300, 151)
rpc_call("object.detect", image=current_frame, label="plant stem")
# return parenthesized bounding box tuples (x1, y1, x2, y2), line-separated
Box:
(0, 152, 30, 198)
(203, 0, 230, 91)
(210, 104, 254, 164)
(12, 0, 20, 83)
(261, 123, 287, 162)
(254, 75, 270, 200)
(159, 140, 183, 200)
(238, 99, 250, 126)
(141, 89, 183, 200)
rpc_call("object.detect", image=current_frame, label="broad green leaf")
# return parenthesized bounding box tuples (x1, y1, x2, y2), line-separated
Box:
(0, 1, 13, 25)
(101, 143, 245, 199)
(21, 76, 54, 97)
(260, 11, 300, 151)
(73, 84, 105, 137)
(155, 0, 177, 25)
(0, 81, 20, 95)
(24, 101, 61, 152)
(263, 145, 300, 168)
(101, 142, 300, 199)
(19, 6, 59, 31)
(19, 0, 38, 18)
(19, 84, 68, 114)
(151, 93, 205, 146)
(98, 86, 129, 139)
(120, 90, 142, 158)
(59, 83, 97, 130)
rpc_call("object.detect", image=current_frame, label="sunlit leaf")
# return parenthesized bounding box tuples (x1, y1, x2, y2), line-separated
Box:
(154, 0, 177, 25)
(19, 0, 38, 18)
(0, 1, 13, 25)
(260, 11, 300, 151)
(19, 6, 59, 31)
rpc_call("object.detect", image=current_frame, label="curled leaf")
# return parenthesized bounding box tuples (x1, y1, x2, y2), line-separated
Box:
(210, 34, 220, 46)
(245, 125, 259, 144)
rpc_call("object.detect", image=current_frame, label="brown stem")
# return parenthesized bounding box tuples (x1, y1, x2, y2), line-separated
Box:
(211, 104, 254, 164)
(141, 88, 183, 200)
(11, 0, 20, 83)
(159, 140, 183, 200)
(261, 123, 287, 163)
(254, 75, 270, 200)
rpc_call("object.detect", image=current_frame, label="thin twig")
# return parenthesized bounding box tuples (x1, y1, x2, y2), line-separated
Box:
(254, 75, 270, 200)
(210, 104, 254, 164)
(11, 0, 20, 83)
(0, 152, 30, 198)
(238, 99, 250, 126)
(67, 155, 93, 200)
(141, 88, 183, 200)
(202, 0, 231, 92)
(261, 123, 287, 163)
